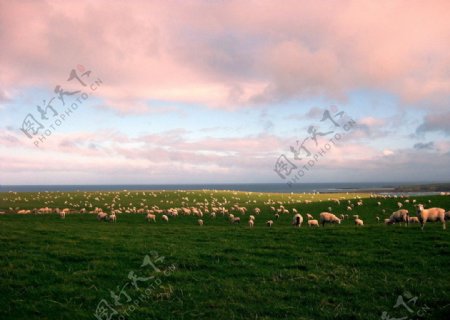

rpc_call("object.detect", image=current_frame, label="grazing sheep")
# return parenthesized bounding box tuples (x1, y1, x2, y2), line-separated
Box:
(229, 214, 235, 222)
(347, 206, 352, 211)
(354, 218, 364, 226)
(233, 217, 241, 224)
(397, 202, 403, 208)
(417, 204, 446, 230)
(248, 219, 254, 228)
(308, 219, 319, 227)
(249, 215, 255, 221)
(162, 215, 169, 222)
(97, 212, 108, 221)
(266, 220, 274, 227)
(386, 209, 409, 226)
(274, 213, 280, 220)
(146, 213, 156, 222)
(319, 212, 341, 227)
(408, 216, 420, 224)
(306, 213, 314, 220)
(198, 219, 204, 226)
(292, 213, 303, 227)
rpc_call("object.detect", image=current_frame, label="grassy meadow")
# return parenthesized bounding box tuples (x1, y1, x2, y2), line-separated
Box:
(0, 190, 449, 320)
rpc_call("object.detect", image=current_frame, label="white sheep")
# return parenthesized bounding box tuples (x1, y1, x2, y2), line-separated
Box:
(248, 219, 254, 228)
(249, 215, 255, 221)
(233, 217, 241, 224)
(319, 212, 341, 227)
(408, 216, 419, 224)
(416, 204, 446, 230)
(198, 219, 204, 226)
(97, 212, 108, 221)
(292, 213, 303, 227)
(354, 218, 364, 226)
(109, 213, 117, 222)
(162, 215, 169, 222)
(386, 209, 409, 226)
(146, 213, 156, 222)
(308, 219, 319, 227)
(266, 220, 273, 227)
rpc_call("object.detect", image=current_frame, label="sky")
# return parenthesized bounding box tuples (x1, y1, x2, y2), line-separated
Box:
(1, 0, 450, 185)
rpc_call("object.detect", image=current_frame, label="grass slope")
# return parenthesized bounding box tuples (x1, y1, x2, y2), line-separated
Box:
(1, 191, 449, 319)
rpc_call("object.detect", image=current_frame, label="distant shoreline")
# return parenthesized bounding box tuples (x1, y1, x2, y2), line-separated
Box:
(1, 182, 449, 194)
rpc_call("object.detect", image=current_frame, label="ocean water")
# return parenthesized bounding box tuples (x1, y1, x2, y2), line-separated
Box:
(0, 182, 401, 193)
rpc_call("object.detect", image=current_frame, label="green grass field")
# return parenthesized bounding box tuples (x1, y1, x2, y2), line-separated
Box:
(1, 190, 449, 319)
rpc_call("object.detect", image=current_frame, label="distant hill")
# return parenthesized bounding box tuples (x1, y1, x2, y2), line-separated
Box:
(395, 183, 450, 192)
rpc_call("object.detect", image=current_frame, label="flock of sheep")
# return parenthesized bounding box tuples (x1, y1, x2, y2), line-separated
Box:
(2, 191, 450, 230)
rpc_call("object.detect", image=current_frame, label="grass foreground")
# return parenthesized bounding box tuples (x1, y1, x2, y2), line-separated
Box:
(1, 190, 449, 320)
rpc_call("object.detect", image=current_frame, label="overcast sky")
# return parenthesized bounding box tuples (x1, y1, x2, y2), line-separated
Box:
(1, 0, 450, 185)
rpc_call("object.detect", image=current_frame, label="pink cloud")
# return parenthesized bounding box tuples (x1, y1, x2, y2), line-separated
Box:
(1, 1, 449, 113)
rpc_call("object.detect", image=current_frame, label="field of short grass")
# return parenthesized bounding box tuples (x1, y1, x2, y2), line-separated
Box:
(1, 190, 449, 319)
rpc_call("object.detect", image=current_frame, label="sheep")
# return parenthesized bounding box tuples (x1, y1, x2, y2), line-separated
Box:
(308, 219, 319, 227)
(397, 202, 403, 208)
(109, 213, 117, 222)
(386, 209, 409, 226)
(198, 219, 204, 226)
(274, 213, 280, 220)
(97, 212, 108, 221)
(146, 213, 156, 222)
(266, 220, 273, 227)
(59, 210, 66, 219)
(306, 213, 314, 220)
(354, 218, 364, 226)
(347, 206, 352, 211)
(233, 217, 241, 224)
(376, 216, 380, 222)
(249, 215, 255, 221)
(228, 214, 235, 222)
(248, 219, 254, 228)
(319, 212, 341, 227)
(162, 215, 169, 222)
(292, 213, 303, 227)
(408, 216, 420, 224)
(416, 204, 446, 230)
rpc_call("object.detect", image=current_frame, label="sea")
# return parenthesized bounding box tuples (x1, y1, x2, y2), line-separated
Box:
(0, 182, 436, 194)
